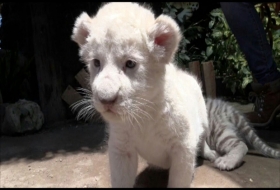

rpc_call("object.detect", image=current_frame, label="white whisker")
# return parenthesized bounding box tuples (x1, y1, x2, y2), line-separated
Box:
(132, 100, 156, 111)
(134, 97, 155, 105)
(127, 109, 142, 130)
(130, 103, 153, 121)
(69, 88, 98, 121)
(77, 87, 92, 94)
(127, 111, 135, 127)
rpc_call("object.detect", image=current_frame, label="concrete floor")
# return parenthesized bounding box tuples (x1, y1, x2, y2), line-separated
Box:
(0, 103, 280, 188)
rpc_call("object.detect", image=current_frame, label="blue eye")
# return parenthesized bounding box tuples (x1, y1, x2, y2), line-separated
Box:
(125, 60, 136, 68)
(93, 59, 100, 67)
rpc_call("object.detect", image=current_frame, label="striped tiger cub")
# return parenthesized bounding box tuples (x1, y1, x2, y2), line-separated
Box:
(199, 98, 280, 170)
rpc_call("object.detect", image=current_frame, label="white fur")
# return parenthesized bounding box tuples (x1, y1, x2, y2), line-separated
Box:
(71, 2, 208, 188)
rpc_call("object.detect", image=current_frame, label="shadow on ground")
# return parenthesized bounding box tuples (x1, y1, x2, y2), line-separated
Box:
(134, 120, 280, 188)
(0, 120, 108, 163)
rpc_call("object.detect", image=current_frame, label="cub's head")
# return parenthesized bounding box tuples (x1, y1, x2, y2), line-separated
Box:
(71, 2, 181, 123)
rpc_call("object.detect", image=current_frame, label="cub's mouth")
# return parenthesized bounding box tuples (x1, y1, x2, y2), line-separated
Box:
(96, 101, 120, 116)
(104, 107, 118, 114)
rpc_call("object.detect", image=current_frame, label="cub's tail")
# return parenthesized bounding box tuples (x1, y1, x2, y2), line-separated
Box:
(235, 113, 280, 159)
(206, 98, 280, 159)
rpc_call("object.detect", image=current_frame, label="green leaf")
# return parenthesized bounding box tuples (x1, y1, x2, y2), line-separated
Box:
(210, 9, 222, 17)
(205, 38, 212, 45)
(179, 53, 190, 61)
(241, 66, 250, 75)
(162, 8, 169, 14)
(177, 9, 186, 23)
(209, 20, 215, 29)
(242, 77, 251, 89)
(166, 2, 172, 9)
(172, 2, 182, 9)
(206, 46, 213, 57)
(169, 12, 177, 18)
(184, 38, 190, 44)
(238, 55, 245, 62)
(212, 30, 223, 38)
(171, 8, 178, 13)
(223, 30, 230, 37)
(277, 43, 280, 50)
(182, 3, 193, 9)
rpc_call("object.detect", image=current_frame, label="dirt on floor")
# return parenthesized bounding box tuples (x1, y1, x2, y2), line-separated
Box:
(1, 118, 280, 188)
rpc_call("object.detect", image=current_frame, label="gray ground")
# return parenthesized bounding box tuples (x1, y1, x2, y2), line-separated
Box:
(1, 103, 280, 188)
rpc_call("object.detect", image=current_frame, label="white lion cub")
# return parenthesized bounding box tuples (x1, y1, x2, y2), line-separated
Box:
(71, 2, 208, 188)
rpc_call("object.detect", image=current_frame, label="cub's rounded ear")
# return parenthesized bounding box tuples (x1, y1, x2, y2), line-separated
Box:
(71, 12, 92, 47)
(147, 15, 182, 64)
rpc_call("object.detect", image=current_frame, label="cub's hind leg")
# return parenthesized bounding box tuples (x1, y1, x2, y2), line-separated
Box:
(214, 140, 248, 171)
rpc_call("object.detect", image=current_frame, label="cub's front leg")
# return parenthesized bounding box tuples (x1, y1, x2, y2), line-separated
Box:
(108, 134, 138, 188)
(168, 145, 196, 188)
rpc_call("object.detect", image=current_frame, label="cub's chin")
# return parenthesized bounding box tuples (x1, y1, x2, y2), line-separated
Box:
(100, 110, 122, 123)
(94, 104, 123, 123)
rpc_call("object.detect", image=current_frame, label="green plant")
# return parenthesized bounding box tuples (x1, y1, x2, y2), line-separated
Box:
(256, 3, 280, 70)
(272, 29, 280, 69)
(161, 2, 205, 68)
(200, 8, 251, 95)
(201, 5, 280, 94)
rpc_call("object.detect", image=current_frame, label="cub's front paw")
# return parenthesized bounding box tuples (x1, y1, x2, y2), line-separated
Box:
(214, 156, 241, 171)
(206, 150, 220, 162)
